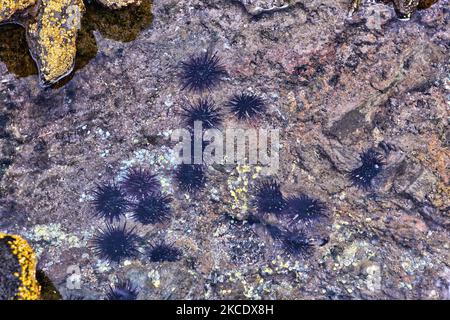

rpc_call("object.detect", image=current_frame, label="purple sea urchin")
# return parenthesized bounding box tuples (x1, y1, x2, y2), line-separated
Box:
(182, 98, 223, 129)
(91, 183, 129, 223)
(106, 280, 139, 300)
(281, 232, 314, 257)
(254, 179, 285, 214)
(147, 241, 182, 262)
(349, 149, 385, 189)
(180, 51, 227, 92)
(121, 167, 160, 199)
(285, 194, 327, 223)
(228, 93, 265, 120)
(131, 193, 172, 225)
(91, 224, 140, 263)
(175, 164, 206, 193)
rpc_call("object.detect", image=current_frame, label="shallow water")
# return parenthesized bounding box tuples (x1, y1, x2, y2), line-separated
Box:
(0, 0, 153, 87)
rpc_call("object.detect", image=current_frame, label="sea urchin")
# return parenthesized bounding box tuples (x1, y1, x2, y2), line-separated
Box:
(254, 179, 285, 214)
(281, 232, 314, 257)
(182, 98, 223, 129)
(147, 241, 182, 262)
(175, 164, 206, 193)
(180, 51, 227, 92)
(349, 149, 385, 189)
(131, 193, 172, 225)
(91, 224, 140, 263)
(91, 183, 129, 223)
(228, 93, 265, 120)
(106, 280, 139, 300)
(285, 194, 327, 223)
(121, 167, 160, 199)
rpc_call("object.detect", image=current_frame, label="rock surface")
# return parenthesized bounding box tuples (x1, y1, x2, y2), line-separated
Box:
(0, 0, 146, 87)
(0, 232, 41, 300)
(0, 0, 449, 300)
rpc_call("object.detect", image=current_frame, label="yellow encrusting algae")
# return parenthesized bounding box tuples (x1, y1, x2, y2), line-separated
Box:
(0, 0, 36, 23)
(0, 232, 41, 300)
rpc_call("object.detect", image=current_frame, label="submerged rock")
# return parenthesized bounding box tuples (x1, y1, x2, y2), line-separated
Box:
(0, 0, 148, 87)
(0, 232, 41, 300)
(0, 0, 36, 23)
(350, 0, 439, 19)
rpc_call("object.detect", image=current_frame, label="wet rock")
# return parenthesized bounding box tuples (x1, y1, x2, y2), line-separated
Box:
(0, 0, 36, 23)
(236, 0, 296, 16)
(26, 0, 86, 86)
(0, 0, 149, 86)
(0, 232, 41, 300)
(351, 0, 439, 19)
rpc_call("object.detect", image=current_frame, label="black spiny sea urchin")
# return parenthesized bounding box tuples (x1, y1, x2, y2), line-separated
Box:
(349, 149, 385, 190)
(175, 164, 206, 193)
(228, 93, 265, 120)
(147, 241, 182, 262)
(285, 194, 327, 223)
(180, 51, 227, 92)
(281, 232, 314, 257)
(131, 193, 172, 225)
(182, 98, 223, 129)
(254, 179, 285, 214)
(107, 280, 139, 300)
(121, 167, 160, 199)
(92, 183, 129, 223)
(91, 224, 140, 263)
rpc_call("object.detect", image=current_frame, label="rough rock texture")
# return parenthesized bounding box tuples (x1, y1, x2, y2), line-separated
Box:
(0, 0, 145, 87)
(0, 232, 41, 300)
(0, 0, 449, 300)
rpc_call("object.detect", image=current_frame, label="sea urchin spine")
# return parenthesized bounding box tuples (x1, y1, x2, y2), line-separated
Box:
(147, 241, 182, 262)
(180, 51, 227, 92)
(228, 93, 265, 120)
(182, 98, 223, 129)
(91, 224, 140, 263)
(107, 280, 139, 300)
(349, 148, 385, 190)
(285, 194, 327, 223)
(131, 193, 172, 225)
(175, 164, 206, 193)
(91, 183, 129, 223)
(121, 167, 160, 199)
(254, 179, 285, 214)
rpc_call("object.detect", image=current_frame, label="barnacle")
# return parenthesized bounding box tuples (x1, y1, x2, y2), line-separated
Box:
(180, 51, 227, 92)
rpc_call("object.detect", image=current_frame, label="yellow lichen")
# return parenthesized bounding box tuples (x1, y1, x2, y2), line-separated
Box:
(0, 0, 36, 23)
(0, 232, 41, 300)
(27, 0, 85, 84)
